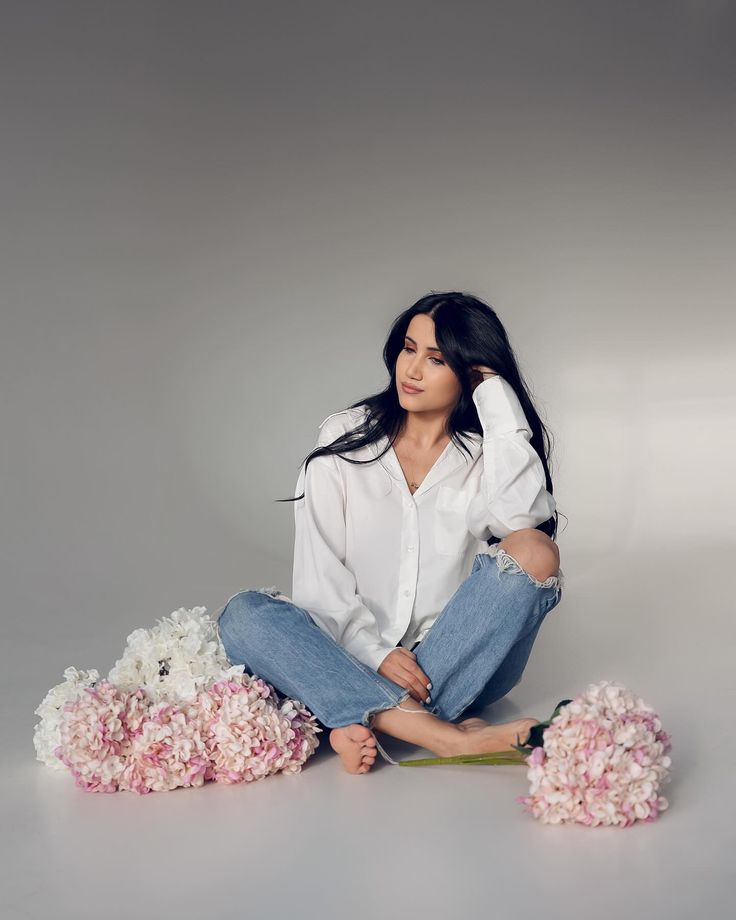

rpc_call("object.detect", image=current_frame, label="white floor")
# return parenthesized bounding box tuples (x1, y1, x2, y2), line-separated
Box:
(2, 544, 732, 920)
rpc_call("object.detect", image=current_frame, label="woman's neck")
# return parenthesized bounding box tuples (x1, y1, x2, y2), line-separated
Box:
(398, 409, 451, 450)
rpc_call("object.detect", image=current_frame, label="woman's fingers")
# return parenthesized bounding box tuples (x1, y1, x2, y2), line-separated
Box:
(400, 664, 431, 704)
(405, 653, 431, 690)
(396, 649, 431, 700)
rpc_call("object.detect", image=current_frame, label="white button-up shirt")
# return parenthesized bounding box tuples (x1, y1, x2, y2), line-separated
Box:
(291, 375, 557, 672)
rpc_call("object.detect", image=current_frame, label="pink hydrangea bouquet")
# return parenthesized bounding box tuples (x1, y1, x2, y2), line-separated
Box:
(398, 680, 673, 828)
(33, 605, 323, 794)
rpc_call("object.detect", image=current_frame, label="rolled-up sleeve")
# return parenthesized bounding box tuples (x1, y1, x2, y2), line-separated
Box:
(465, 375, 557, 541)
(291, 419, 396, 672)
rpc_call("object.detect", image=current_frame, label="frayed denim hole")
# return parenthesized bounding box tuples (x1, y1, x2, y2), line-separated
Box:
(492, 547, 563, 592)
(544, 582, 564, 612)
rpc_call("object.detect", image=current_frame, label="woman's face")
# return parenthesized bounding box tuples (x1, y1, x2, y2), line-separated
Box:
(395, 314, 462, 414)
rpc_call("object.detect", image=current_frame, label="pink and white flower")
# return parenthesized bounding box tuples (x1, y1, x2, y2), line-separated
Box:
(33, 666, 100, 770)
(197, 674, 321, 784)
(516, 680, 673, 827)
(118, 701, 210, 794)
(54, 680, 149, 792)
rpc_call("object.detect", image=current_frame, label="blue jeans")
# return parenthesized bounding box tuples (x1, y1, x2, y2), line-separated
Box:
(216, 544, 564, 764)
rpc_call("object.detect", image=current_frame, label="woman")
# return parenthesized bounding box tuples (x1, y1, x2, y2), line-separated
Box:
(217, 292, 565, 774)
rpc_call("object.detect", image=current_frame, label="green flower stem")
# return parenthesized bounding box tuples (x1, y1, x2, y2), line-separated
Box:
(398, 750, 528, 766)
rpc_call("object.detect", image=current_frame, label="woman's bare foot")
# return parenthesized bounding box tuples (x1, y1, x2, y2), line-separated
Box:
(457, 717, 488, 732)
(436, 717, 540, 757)
(329, 724, 379, 774)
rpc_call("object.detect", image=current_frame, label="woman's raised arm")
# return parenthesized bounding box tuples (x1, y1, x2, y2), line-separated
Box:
(465, 375, 557, 541)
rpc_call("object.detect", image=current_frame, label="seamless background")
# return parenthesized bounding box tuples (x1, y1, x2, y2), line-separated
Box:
(2, 2, 734, 919)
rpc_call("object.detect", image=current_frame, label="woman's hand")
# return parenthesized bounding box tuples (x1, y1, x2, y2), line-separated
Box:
(378, 648, 432, 704)
(469, 364, 499, 392)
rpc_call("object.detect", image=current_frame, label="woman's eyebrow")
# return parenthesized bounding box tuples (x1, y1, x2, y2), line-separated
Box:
(405, 335, 443, 354)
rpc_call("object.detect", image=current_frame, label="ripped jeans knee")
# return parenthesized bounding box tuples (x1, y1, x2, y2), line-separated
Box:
(486, 542, 565, 600)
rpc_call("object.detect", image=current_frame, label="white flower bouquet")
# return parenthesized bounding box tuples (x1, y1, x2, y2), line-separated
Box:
(33, 607, 322, 794)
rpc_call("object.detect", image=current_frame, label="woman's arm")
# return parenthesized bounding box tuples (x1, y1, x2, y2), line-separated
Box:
(292, 416, 396, 672)
(465, 375, 557, 540)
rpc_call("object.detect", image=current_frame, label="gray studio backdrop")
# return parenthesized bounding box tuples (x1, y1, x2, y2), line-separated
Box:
(1, 2, 734, 916)
(3, 0, 734, 723)
(3, 0, 734, 725)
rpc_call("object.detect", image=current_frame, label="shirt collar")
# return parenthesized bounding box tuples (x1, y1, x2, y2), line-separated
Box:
(370, 428, 483, 497)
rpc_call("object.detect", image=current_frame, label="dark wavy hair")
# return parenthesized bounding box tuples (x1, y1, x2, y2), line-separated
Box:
(276, 291, 562, 543)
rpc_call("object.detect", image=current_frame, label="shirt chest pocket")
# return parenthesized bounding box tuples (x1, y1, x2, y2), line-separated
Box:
(434, 485, 471, 555)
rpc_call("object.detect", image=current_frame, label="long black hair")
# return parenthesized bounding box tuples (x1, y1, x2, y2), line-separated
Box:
(276, 291, 562, 542)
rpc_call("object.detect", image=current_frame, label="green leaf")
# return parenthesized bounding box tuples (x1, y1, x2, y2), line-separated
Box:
(552, 699, 574, 720)
(509, 699, 574, 755)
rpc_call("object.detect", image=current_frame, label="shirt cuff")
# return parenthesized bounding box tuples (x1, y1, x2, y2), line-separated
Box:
(471, 375, 530, 436)
(356, 643, 396, 673)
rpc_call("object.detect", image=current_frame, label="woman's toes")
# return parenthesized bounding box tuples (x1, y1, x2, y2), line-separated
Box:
(329, 724, 378, 774)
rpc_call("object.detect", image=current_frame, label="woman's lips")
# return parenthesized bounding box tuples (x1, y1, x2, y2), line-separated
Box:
(402, 383, 424, 393)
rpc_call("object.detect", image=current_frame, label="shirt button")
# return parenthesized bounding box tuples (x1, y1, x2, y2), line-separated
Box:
(407, 545, 415, 552)
(403, 588, 411, 596)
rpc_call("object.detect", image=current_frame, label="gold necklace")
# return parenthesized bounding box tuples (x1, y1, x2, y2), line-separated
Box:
(395, 441, 420, 492)
(399, 436, 450, 492)
(405, 456, 417, 490)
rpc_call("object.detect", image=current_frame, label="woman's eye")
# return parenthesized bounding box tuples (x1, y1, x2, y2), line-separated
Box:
(403, 346, 444, 366)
